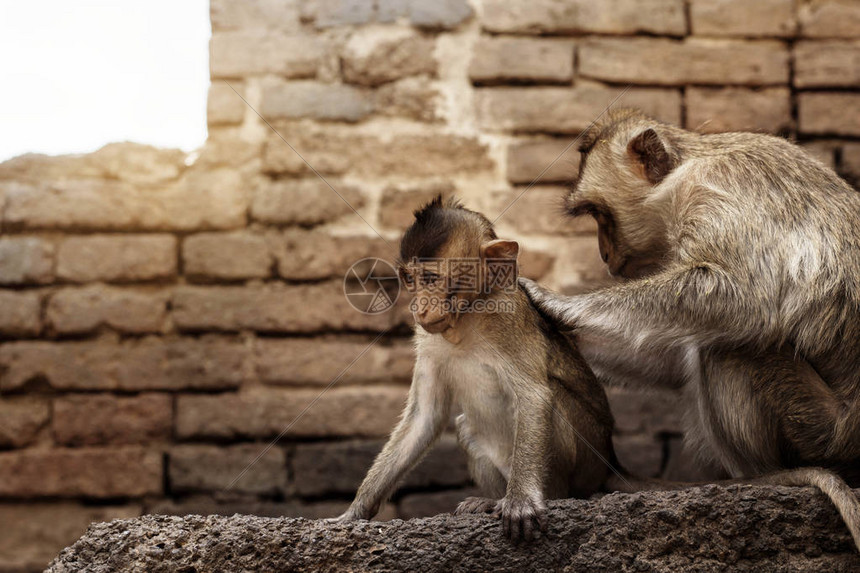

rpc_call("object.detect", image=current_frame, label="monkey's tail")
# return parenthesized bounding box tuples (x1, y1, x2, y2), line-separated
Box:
(605, 465, 860, 553)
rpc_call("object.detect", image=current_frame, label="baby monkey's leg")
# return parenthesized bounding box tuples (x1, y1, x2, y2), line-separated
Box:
(454, 414, 506, 515)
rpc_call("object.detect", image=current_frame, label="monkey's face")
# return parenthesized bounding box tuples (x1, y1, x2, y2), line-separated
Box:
(400, 262, 460, 333)
(565, 114, 674, 279)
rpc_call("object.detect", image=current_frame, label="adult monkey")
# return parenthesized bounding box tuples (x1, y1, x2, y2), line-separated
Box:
(521, 109, 860, 485)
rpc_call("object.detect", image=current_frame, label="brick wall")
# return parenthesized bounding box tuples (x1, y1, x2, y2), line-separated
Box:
(2, 0, 860, 570)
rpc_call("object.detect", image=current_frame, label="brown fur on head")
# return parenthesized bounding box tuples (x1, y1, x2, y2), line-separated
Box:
(399, 195, 519, 334)
(568, 108, 682, 279)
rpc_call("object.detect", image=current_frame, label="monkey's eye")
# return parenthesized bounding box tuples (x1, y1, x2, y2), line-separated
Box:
(401, 272, 414, 287)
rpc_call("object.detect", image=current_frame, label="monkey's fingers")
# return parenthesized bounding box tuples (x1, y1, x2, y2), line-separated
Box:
(454, 496, 497, 515)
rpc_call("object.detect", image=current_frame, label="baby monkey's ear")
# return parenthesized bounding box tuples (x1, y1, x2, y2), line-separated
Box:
(481, 239, 519, 261)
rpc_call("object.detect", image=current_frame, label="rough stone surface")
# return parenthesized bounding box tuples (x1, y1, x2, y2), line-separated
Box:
(46, 285, 168, 335)
(0, 237, 54, 285)
(799, 93, 860, 136)
(0, 397, 50, 448)
(254, 337, 414, 385)
(210, 0, 301, 32)
(475, 82, 682, 133)
(482, 0, 686, 36)
(0, 503, 140, 573)
(0, 338, 248, 391)
(168, 445, 287, 496)
(342, 27, 436, 87)
(686, 87, 792, 133)
(690, 0, 796, 37)
(48, 486, 860, 572)
(407, 0, 473, 30)
(207, 82, 246, 125)
(272, 229, 391, 280)
(210, 32, 322, 78)
(175, 386, 408, 439)
(507, 139, 581, 184)
(0, 447, 162, 498)
(0, 290, 41, 337)
(579, 38, 789, 86)
(171, 283, 403, 333)
(183, 232, 273, 281)
(794, 40, 860, 88)
(469, 37, 574, 85)
(375, 77, 441, 122)
(251, 178, 366, 226)
(260, 82, 375, 122)
(56, 234, 177, 283)
(798, 0, 860, 38)
(53, 394, 172, 447)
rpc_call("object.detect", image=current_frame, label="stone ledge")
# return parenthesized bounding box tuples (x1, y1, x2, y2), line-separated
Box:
(48, 485, 860, 572)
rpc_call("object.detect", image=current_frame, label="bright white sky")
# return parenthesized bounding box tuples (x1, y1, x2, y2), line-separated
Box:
(0, 0, 210, 161)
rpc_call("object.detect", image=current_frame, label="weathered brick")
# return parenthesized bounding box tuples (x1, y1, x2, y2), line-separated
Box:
(0, 144, 185, 187)
(690, 0, 795, 37)
(579, 38, 789, 86)
(518, 249, 556, 281)
(375, 77, 441, 122)
(794, 41, 860, 88)
(406, 0, 473, 29)
(305, 0, 375, 28)
(556, 237, 615, 293)
(482, 0, 685, 36)
(46, 285, 168, 335)
(255, 337, 414, 385)
(492, 187, 598, 236)
(260, 82, 374, 122)
(169, 445, 287, 496)
(607, 387, 684, 436)
(475, 82, 682, 134)
(210, 32, 322, 78)
(3, 170, 248, 231)
(56, 235, 177, 283)
(0, 237, 54, 285)
(210, 0, 301, 31)
(379, 181, 456, 230)
(613, 434, 664, 478)
(798, 93, 860, 136)
(842, 143, 860, 184)
(0, 338, 247, 392)
(0, 397, 49, 448)
(251, 178, 366, 226)
(342, 27, 436, 87)
(261, 126, 494, 178)
(273, 229, 391, 280)
(507, 139, 581, 184)
(801, 141, 839, 170)
(193, 132, 262, 171)
(183, 232, 273, 281)
(0, 447, 162, 498)
(399, 488, 480, 519)
(0, 503, 140, 572)
(176, 386, 407, 439)
(470, 37, 573, 85)
(799, 0, 860, 38)
(172, 283, 404, 333)
(53, 394, 172, 447)
(0, 290, 41, 337)
(686, 87, 792, 134)
(207, 82, 246, 125)
(292, 435, 469, 496)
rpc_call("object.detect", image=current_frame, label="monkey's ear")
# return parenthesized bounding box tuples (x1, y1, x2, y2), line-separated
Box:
(482, 239, 519, 261)
(627, 128, 675, 185)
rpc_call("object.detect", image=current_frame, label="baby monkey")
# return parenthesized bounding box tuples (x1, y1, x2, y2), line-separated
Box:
(338, 196, 614, 541)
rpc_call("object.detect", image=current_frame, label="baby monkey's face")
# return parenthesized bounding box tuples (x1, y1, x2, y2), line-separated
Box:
(400, 260, 471, 334)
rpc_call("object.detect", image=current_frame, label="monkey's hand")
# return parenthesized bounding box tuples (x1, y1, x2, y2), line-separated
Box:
(494, 494, 548, 542)
(454, 496, 497, 515)
(518, 277, 582, 328)
(330, 505, 371, 523)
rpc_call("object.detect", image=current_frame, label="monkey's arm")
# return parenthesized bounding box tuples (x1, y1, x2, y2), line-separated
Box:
(499, 378, 553, 541)
(339, 358, 450, 521)
(521, 264, 780, 354)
